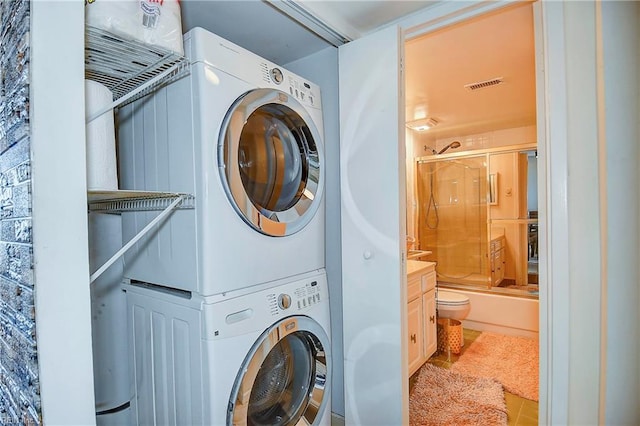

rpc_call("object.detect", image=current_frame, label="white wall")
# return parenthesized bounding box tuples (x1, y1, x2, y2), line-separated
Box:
(285, 47, 344, 417)
(537, 1, 640, 423)
(600, 1, 640, 423)
(562, 3, 604, 422)
(31, 1, 96, 424)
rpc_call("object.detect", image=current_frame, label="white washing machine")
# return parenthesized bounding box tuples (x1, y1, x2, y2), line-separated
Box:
(118, 27, 325, 295)
(124, 269, 332, 426)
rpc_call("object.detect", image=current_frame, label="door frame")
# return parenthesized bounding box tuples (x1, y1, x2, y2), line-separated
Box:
(400, 1, 556, 422)
(340, 0, 577, 423)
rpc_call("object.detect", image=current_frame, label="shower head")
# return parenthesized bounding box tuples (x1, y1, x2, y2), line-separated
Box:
(437, 141, 461, 154)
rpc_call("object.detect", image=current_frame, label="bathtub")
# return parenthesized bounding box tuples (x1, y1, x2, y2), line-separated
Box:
(440, 287, 539, 339)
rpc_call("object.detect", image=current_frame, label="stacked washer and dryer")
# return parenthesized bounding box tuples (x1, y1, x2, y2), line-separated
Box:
(117, 27, 331, 425)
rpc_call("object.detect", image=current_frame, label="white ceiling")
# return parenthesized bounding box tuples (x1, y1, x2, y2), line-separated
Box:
(180, 0, 330, 65)
(292, 0, 438, 40)
(180, 0, 437, 64)
(405, 3, 537, 140)
(180, 1, 536, 140)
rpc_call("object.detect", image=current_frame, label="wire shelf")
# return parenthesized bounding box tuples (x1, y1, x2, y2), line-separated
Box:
(85, 25, 189, 105)
(88, 190, 195, 213)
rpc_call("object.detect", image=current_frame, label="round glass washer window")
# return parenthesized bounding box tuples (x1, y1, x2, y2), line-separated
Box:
(220, 89, 323, 237)
(227, 316, 331, 426)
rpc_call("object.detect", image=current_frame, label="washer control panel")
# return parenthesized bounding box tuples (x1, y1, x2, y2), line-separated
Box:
(207, 272, 328, 338)
(271, 280, 322, 313)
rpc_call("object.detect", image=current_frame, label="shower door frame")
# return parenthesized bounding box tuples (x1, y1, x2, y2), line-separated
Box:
(414, 142, 538, 293)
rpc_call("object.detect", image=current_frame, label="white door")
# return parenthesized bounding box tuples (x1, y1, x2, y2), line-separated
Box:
(339, 25, 407, 425)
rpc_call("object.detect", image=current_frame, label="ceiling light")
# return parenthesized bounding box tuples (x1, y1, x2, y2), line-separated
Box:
(406, 117, 438, 131)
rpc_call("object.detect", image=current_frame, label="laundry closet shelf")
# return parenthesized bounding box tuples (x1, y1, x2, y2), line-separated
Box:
(88, 190, 194, 284)
(84, 25, 190, 122)
(88, 190, 195, 213)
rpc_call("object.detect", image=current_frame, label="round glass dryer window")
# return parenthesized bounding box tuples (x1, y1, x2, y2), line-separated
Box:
(228, 316, 331, 426)
(219, 89, 324, 237)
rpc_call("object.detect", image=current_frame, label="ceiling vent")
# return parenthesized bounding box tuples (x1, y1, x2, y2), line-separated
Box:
(464, 77, 504, 91)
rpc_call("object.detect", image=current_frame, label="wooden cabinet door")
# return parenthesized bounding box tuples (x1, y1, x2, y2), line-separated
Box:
(422, 289, 437, 359)
(407, 297, 423, 376)
(407, 274, 421, 302)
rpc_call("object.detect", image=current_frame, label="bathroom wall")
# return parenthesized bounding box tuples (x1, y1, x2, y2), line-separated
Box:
(0, 0, 42, 423)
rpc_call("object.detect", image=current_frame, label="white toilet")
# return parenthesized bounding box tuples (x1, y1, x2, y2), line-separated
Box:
(436, 290, 471, 346)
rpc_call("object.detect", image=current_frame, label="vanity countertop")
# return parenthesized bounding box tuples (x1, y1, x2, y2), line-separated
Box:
(407, 259, 436, 276)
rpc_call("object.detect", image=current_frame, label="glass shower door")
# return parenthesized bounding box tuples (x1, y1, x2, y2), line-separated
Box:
(416, 156, 489, 288)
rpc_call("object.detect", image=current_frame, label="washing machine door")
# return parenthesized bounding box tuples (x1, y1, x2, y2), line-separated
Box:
(219, 88, 324, 236)
(228, 316, 331, 426)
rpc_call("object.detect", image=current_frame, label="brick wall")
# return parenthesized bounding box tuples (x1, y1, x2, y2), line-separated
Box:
(0, 0, 42, 424)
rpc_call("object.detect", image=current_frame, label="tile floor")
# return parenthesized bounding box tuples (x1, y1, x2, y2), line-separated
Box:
(425, 328, 539, 426)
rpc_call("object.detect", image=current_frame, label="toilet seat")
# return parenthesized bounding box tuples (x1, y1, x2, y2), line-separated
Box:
(437, 290, 470, 306)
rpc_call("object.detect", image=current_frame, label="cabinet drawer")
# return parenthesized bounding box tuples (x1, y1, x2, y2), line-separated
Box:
(422, 271, 436, 292)
(408, 275, 421, 302)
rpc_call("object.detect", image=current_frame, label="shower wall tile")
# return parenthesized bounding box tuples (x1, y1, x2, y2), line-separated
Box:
(0, 0, 41, 424)
(432, 125, 537, 153)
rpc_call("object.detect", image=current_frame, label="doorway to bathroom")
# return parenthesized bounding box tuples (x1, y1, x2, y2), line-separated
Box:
(404, 2, 541, 424)
(404, 2, 539, 300)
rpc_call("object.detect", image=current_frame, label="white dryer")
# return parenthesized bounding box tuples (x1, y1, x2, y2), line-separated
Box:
(118, 27, 325, 295)
(124, 269, 332, 426)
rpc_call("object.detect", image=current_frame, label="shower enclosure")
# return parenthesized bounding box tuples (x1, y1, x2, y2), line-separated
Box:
(416, 155, 489, 286)
(414, 147, 538, 297)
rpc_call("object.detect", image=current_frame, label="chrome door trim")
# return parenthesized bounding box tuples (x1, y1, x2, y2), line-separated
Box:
(218, 88, 324, 237)
(227, 315, 331, 426)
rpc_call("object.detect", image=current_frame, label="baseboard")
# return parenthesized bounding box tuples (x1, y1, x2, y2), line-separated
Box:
(331, 412, 345, 426)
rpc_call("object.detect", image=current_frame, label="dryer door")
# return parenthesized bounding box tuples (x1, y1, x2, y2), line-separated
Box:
(228, 316, 331, 426)
(219, 88, 324, 236)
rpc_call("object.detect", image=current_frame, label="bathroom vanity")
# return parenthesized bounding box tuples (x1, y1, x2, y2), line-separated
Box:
(407, 260, 437, 376)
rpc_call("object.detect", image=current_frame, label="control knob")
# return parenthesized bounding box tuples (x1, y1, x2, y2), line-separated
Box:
(271, 68, 284, 84)
(278, 293, 291, 310)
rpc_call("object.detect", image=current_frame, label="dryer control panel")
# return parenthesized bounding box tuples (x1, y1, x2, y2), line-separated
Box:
(285, 74, 317, 108)
(260, 63, 320, 109)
